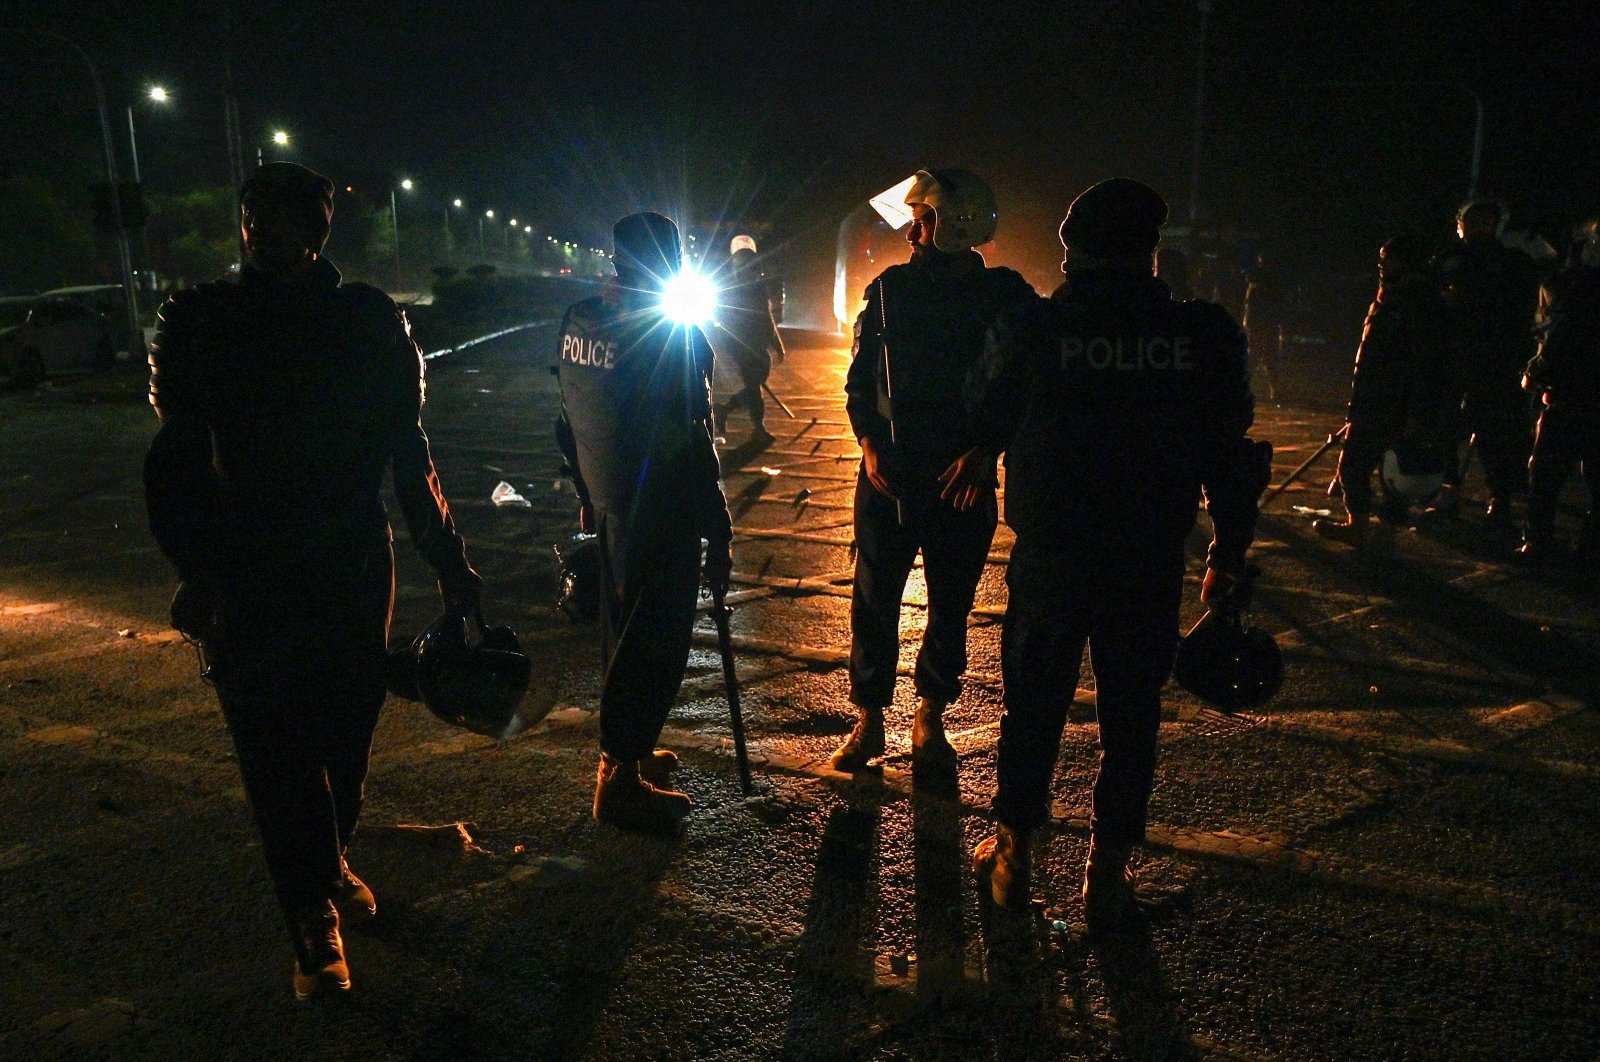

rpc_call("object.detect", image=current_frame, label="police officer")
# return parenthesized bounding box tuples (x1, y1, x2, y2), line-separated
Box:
(144, 162, 481, 999)
(1243, 252, 1288, 402)
(837, 169, 1036, 774)
(712, 238, 786, 445)
(555, 211, 733, 836)
(1428, 199, 1542, 532)
(967, 179, 1265, 932)
(1518, 217, 1600, 562)
(1314, 234, 1455, 546)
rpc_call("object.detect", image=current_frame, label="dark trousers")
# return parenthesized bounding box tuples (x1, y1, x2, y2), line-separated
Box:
(1336, 411, 1408, 523)
(849, 468, 997, 708)
(992, 561, 1181, 846)
(597, 511, 703, 761)
(1447, 382, 1533, 501)
(1527, 403, 1600, 547)
(213, 541, 393, 920)
(717, 355, 770, 432)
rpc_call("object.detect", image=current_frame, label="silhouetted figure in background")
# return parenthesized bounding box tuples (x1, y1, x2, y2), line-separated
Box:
(1314, 234, 1455, 547)
(712, 241, 786, 445)
(1243, 252, 1288, 402)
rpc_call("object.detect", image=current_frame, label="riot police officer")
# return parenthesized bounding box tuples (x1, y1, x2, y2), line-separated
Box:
(1314, 234, 1455, 546)
(1428, 200, 1542, 533)
(967, 179, 1266, 932)
(555, 211, 733, 836)
(1243, 252, 1288, 402)
(712, 238, 786, 445)
(1519, 217, 1600, 562)
(838, 168, 1036, 774)
(144, 162, 481, 999)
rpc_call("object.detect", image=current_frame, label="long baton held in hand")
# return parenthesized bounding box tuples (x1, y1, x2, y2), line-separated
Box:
(1262, 422, 1349, 506)
(761, 381, 798, 420)
(712, 592, 754, 795)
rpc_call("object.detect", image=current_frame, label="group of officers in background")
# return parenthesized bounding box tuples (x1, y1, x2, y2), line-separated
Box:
(1309, 200, 1598, 563)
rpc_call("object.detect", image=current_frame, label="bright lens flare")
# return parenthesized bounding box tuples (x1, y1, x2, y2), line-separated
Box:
(660, 270, 718, 326)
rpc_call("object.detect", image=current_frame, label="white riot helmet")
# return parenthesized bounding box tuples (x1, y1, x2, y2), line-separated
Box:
(730, 234, 757, 256)
(904, 168, 998, 252)
(1381, 447, 1446, 506)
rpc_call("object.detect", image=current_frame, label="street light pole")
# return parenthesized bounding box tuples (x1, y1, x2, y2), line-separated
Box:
(1186, 0, 1212, 225)
(126, 106, 142, 184)
(14, 29, 141, 357)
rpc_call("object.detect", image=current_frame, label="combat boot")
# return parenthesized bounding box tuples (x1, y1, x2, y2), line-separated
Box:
(1311, 514, 1369, 547)
(637, 748, 679, 789)
(828, 705, 886, 772)
(1420, 483, 1460, 523)
(911, 697, 956, 764)
(971, 824, 1031, 909)
(336, 854, 376, 918)
(1082, 838, 1140, 935)
(593, 753, 692, 837)
(291, 900, 351, 1000)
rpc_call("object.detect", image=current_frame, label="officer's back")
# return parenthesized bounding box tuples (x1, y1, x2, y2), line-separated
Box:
(992, 269, 1250, 576)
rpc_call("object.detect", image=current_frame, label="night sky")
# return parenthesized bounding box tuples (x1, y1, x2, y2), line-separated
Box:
(3, 0, 1597, 300)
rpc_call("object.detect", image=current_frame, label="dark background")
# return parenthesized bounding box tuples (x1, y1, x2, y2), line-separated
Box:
(2, 0, 1596, 321)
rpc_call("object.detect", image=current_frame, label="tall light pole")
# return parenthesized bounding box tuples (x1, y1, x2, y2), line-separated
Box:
(1186, 0, 1212, 225)
(483, 210, 494, 258)
(12, 29, 141, 356)
(390, 178, 412, 290)
(126, 85, 170, 289)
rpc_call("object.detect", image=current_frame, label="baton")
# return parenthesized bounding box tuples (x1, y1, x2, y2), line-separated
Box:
(1262, 423, 1349, 506)
(761, 381, 797, 420)
(712, 596, 754, 795)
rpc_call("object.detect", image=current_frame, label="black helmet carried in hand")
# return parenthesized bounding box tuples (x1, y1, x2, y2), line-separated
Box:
(386, 611, 531, 738)
(554, 533, 603, 623)
(1173, 569, 1283, 713)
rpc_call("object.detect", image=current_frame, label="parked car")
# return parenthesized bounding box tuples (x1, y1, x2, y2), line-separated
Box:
(0, 296, 117, 385)
(43, 284, 143, 358)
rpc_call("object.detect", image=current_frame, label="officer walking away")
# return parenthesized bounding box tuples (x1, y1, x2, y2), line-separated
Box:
(1518, 217, 1600, 563)
(1425, 199, 1542, 534)
(1243, 252, 1288, 402)
(967, 179, 1267, 932)
(1314, 234, 1455, 547)
(712, 236, 786, 445)
(555, 211, 733, 836)
(144, 163, 482, 1000)
(837, 168, 1036, 775)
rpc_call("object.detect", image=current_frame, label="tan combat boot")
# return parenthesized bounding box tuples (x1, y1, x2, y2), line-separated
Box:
(291, 900, 351, 1001)
(637, 748, 679, 788)
(971, 824, 1031, 909)
(593, 752, 692, 836)
(335, 853, 376, 919)
(911, 697, 956, 764)
(1082, 838, 1139, 934)
(828, 705, 886, 772)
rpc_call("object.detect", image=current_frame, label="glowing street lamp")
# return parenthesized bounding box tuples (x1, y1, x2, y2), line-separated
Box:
(390, 177, 413, 289)
(127, 83, 172, 184)
(271, 129, 289, 146)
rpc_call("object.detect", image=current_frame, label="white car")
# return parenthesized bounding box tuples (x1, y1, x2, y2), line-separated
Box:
(0, 296, 117, 385)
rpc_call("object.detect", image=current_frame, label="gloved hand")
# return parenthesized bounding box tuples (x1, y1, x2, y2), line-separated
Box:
(439, 565, 483, 617)
(704, 537, 733, 604)
(171, 579, 221, 646)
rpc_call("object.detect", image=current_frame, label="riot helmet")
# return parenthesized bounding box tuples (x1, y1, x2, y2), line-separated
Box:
(387, 611, 532, 739)
(1172, 567, 1283, 713)
(903, 169, 998, 252)
(554, 533, 603, 623)
(1380, 443, 1446, 506)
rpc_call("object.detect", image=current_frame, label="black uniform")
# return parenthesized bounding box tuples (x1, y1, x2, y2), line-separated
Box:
(555, 287, 731, 761)
(1335, 271, 1456, 522)
(712, 260, 783, 433)
(1243, 259, 1287, 401)
(145, 256, 472, 922)
(1524, 262, 1600, 552)
(969, 270, 1259, 846)
(1438, 236, 1542, 502)
(844, 252, 1036, 710)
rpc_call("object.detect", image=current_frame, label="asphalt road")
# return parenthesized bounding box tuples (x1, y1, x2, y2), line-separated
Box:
(0, 315, 1597, 1061)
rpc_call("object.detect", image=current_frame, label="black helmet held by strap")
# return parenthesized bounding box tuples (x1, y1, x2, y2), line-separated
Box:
(1172, 567, 1283, 713)
(554, 533, 602, 623)
(385, 611, 532, 738)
